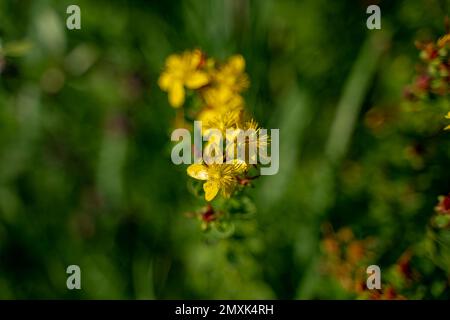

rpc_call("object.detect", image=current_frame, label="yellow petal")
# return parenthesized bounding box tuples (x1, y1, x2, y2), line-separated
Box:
(187, 164, 209, 180)
(185, 71, 209, 89)
(166, 54, 182, 69)
(228, 55, 245, 72)
(188, 49, 203, 69)
(158, 72, 172, 90)
(168, 82, 185, 108)
(445, 112, 450, 119)
(204, 87, 241, 108)
(204, 180, 220, 201)
(445, 125, 450, 130)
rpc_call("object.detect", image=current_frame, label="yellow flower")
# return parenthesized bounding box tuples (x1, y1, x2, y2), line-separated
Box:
(244, 119, 270, 161)
(187, 162, 246, 201)
(224, 119, 270, 165)
(200, 109, 247, 170)
(245, 119, 269, 146)
(197, 87, 244, 126)
(445, 112, 450, 130)
(203, 108, 243, 133)
(200, 111, 270, 166)
(158, 49, 209, 108)
(203, 86, 244, 110)
(212, 55, 249, 94)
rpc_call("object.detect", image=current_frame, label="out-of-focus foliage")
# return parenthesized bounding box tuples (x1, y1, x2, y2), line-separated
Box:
(0, 0, 449, 299)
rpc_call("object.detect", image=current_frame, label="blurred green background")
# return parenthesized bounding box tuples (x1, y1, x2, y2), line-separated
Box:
(0, 0, 449, 299)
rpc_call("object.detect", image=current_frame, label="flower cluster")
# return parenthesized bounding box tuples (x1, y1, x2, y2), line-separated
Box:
(321, 226, 410, 300)
(321, 226, 376, 294)
(432, 193, 450, 228)
(158, 49, 248, 112)
(404, 32, 450, 130)
(404, 33, 450, 100)
(159, 49, 268, 231)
